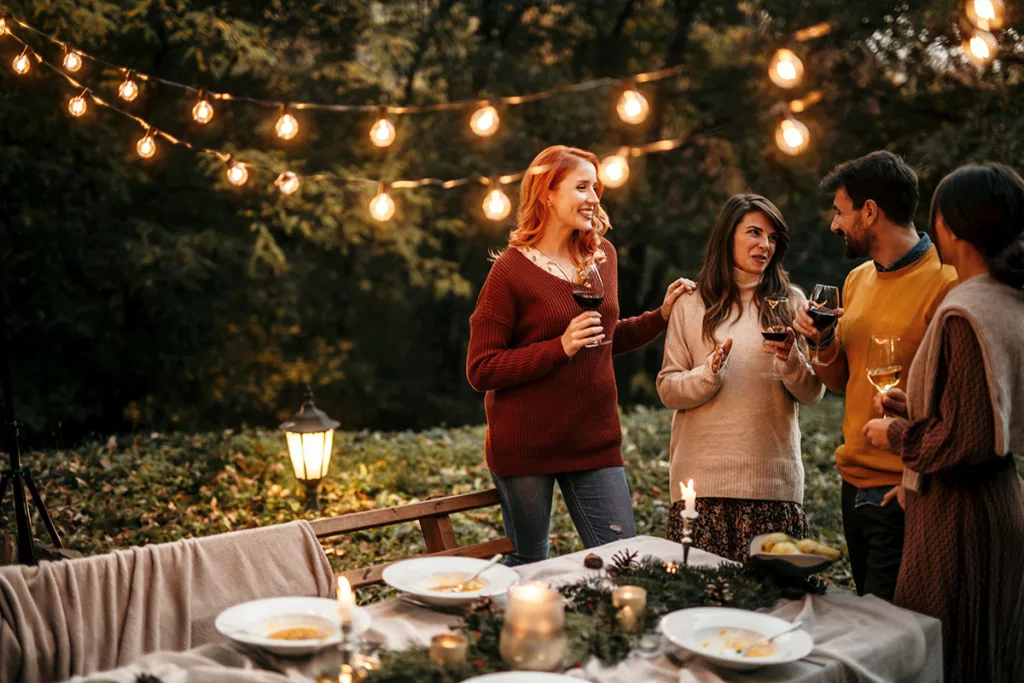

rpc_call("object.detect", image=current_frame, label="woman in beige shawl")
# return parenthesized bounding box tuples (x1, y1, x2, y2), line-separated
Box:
(863, 163, 1024, 683)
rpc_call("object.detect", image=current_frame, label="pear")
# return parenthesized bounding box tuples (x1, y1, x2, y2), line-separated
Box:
(760, 532, 793, 553)
(770, 541, 800, 555)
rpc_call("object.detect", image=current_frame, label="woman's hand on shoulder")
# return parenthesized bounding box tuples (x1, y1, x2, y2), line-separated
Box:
(661, 278, 698, 321)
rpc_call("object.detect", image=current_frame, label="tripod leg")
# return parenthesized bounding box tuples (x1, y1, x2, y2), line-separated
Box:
(0, 470, 10, 508)
(23, 471, 62, 549)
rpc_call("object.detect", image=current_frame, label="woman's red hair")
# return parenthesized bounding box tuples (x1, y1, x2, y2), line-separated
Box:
(509, 145, 609, 266)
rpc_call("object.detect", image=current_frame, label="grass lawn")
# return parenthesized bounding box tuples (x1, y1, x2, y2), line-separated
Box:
(3, 396, 851, 595)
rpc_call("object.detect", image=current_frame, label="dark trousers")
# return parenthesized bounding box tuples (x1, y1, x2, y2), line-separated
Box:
(841, 480, 905, 601)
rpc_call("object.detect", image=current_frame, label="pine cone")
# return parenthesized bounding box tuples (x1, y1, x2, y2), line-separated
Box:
(704, 577, 734, 607)
(584, 553, 604, 569)
(608, 549, 639, 576)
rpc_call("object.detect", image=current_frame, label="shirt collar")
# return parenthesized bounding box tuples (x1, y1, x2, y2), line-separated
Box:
(875, 232, 932, 272)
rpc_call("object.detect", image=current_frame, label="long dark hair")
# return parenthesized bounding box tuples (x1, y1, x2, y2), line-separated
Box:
(697, 194, 793, 344)
(930, 163, 1024, 289)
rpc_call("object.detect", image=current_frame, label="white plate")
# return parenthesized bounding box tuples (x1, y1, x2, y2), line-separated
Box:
(660, 607, 813, 672)
(382, 556, 520, 606)
(215, 597, 371, 657)
(460, 673, 580, 683)
(747, 534, 834, 578)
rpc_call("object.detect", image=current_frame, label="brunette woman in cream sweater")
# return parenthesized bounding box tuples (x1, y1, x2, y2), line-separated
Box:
(658, 194, 824, 561)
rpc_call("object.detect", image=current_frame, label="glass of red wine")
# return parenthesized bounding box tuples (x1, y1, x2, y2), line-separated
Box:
(760, 297, 792, 379)
(808, 284, 840, 366)
(572, 263, 609, 347)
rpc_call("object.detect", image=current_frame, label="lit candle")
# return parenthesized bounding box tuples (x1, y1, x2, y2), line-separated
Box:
(612, 585, 647, 633)
(500, 582, 567, 671)
(680, 479, 697, 518)
(429, 632, 468, 668)
(337, 576, 355, 625)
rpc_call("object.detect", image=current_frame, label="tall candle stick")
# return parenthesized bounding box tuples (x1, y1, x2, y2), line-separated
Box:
(337, 576, 356, 625)
(680, 479, 697, 517)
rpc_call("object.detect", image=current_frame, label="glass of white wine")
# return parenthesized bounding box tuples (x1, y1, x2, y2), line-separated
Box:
(867, 336, 903, 416)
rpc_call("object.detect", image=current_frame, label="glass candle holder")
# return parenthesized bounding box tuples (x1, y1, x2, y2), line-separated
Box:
(429, 632, 468, 668)
(612, 585, 647, 633)
(499, 582, 567, 671)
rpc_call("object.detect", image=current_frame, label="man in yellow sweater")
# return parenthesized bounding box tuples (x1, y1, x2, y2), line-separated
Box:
(794, 151, 957, 601)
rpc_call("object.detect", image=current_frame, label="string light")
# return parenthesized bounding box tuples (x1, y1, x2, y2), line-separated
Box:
(369, 184, 396, 221)
(192, 93, 214, 124)
(136, 131, 157, 159)
(483, 183, 512, 221)
(964, 30, 998, 64)
(118, 73, 139, 102)
(13, 48, 31, 75)
(469, 104, 499, 137)
(599, 151, 630, 188)
(369, 114, 397, 148)
(0, 17, 8, 35)
(768, 49, 804, 89)
(275, 171, 300, 195)
(226, 160, 249, 186)
(616, 88, 649, 125)
(966, 0, 1005, 30)
(776, 117, 810, 156)
(68, 90, 88, 117)
(62, 48, 82, 72)
(275, 107, 299, 140)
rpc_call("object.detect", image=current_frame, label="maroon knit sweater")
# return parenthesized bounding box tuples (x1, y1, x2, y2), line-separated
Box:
(466, 238, 668, 476)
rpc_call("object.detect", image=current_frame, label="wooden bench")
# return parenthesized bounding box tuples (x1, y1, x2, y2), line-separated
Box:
(309, 489, 514, 588)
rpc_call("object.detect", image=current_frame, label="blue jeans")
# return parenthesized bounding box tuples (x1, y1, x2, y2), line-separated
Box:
(490, 467, 637, 567)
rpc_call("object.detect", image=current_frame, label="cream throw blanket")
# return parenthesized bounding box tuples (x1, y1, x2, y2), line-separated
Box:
(0, 521, 333, 683)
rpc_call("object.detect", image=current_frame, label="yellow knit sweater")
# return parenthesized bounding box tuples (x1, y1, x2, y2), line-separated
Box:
(816, 247, 958, 488)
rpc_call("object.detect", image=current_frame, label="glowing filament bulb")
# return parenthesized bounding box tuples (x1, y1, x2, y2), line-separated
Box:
(226, 162, 248, 187)
(976, 0, 996, 19)
(275, 171, 300, 195)
(968, 0, 1004, 29)
(369, 189, 396, 222)
(483, 188, 512, 221)
(13, 51, 31, 75)
(275, 112, 299, 140)
(616, 89, 649, 125)
(964, 30, 998, 64)
(769, 49, 804, 89)
(192, 98, 214, 124)
(775, 118, 810, 156)
(118, 76, 139, 102)
(63, 50, 82, 72)
(136, 132, 157, 159)
(0, 18, 8, 35)
(68, 93, 88, 117)
(369, 117, 396, 147)
(971, 36, 990, 59)
(599, 154, 630, 189)
(470, 105, 499, 137)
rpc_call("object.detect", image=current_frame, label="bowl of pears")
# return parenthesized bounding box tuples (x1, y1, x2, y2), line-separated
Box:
(748, 533, 842, 578)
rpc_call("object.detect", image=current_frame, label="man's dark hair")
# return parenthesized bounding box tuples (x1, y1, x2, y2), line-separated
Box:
(820, 151, 919, 226)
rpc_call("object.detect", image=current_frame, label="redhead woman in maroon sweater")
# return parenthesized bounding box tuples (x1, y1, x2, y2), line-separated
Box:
(466, 145, 692, 566)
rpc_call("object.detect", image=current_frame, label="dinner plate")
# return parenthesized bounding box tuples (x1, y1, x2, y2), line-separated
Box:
(747, 534, 834, 579)
(660, 606, 813, 672)
(459, 673, 581, 683)
(382, 556, 520, 606)
(215, 596, 370, 656)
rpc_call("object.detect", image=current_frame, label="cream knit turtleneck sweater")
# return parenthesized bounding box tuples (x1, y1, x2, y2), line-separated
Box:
(657, 269, 824, 503)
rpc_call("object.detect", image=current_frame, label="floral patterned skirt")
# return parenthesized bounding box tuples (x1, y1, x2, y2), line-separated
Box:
(666, 497, 807, 563)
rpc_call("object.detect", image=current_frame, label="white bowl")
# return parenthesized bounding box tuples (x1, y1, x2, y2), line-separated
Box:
(660, 607, 813, 672)
(747, 534, 834, 579)
(215, 596, 370, 656)
(382, 556, 520, 606)
(460, 673, 581, 683)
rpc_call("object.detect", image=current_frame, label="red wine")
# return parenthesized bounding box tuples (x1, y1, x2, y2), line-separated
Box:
(761, 330, 789, 342)
(808, 306, 837, 331)
(573, 292, 603, 310)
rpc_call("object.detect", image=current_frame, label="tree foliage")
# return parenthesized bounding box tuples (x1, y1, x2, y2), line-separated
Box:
(1, 0, 1021, 442)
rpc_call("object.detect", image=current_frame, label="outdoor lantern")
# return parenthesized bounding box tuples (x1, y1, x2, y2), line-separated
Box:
(279, 386, 339, 511)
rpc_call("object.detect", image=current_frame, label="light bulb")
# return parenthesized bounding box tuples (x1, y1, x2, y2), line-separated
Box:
(769, 49, 804, 89)
(226, 162, 248, 186)
(192, 98, 214, 124)
(369, 191, 396, 222)
(599, 154, 630, 189)
(63, 50, 82, 72)
(775, 118, 810, 156)
(118, 77, 139, 102)
(13, 52, 31, 75)
(470, 105, 499, 137)
(0, 18, 8, 35)
(967, 0, 1004, 30)
(275, 112, 299, 140)
(275, 171, 300, 195)
(369, 117, 396, 147)
(136, 133, 157, 159)
(964, 30, 998, 64)
(68, 94, 88, 117)
(483, 188, 512, 221)
(616, 89, 649, 125)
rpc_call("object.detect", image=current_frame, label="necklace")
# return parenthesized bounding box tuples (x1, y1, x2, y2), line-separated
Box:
(534, 249, 577, 283)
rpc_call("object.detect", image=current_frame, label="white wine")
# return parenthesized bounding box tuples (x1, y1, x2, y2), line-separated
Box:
(867, 365, 902, 392)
